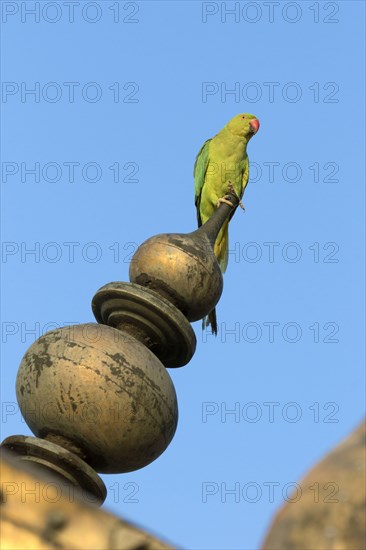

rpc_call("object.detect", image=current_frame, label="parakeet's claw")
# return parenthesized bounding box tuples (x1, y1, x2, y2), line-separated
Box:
(216, 196, 234, 208)
(227, 182, 245, 212)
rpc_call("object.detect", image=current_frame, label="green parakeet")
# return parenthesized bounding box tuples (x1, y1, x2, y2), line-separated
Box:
(194, 113, 260, 334)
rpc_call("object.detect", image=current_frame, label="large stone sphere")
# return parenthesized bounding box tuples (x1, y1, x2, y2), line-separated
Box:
(129, 232, 223, 321)
(16, 323, 178, 474)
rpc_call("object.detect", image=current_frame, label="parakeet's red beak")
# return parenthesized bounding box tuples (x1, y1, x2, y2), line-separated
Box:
(249, 119, 260, 134)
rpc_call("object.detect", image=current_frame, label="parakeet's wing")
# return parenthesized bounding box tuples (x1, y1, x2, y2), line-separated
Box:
(228, 155, 250, 222)
(240, 155, 250, 197)
(194, 139, 211, 227)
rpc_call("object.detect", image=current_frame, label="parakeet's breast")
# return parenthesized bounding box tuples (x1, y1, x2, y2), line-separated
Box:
(201, 134, 248, 215)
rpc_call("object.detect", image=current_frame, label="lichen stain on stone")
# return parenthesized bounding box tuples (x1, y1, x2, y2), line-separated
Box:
(109, 365, 123, 379)
(121, 377, 135, 388)
(26, 351, 51, 388)
(136, 370, 165, 395)
(187, 262, 206, 291)
(106, 351, 130, 367)
(130, 400, 138, 416)
(59, 354, 79, 366)
(65, 341, 81, 348)
(168, 237, 200, 257)
(66, 384, 77, 412)
(56, 399, 64, 415)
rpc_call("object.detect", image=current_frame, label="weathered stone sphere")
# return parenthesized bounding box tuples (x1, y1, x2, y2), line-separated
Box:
(129, 232, 223, 321)
(16, 323, 178, 474)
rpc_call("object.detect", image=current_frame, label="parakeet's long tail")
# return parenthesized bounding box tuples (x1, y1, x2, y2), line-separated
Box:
(202, 225, 229, 334)
(203, 308, 218, 335)
(214, 224, 229, 274)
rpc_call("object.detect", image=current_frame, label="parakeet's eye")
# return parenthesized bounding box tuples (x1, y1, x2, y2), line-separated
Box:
(242, 116, 246, 119)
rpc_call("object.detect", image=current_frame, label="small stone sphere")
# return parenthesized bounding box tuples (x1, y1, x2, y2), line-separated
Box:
(129, 232, 223, 321)
(16, 323, 178, 474)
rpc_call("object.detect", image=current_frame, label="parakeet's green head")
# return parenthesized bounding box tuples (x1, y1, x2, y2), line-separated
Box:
(226, 113, 260, 139)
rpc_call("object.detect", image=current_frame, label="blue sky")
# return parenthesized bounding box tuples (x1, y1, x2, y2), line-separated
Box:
(1, 1, 365, 548)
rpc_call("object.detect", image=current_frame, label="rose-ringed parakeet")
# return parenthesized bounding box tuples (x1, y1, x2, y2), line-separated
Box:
(194, 113, 260, 334)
